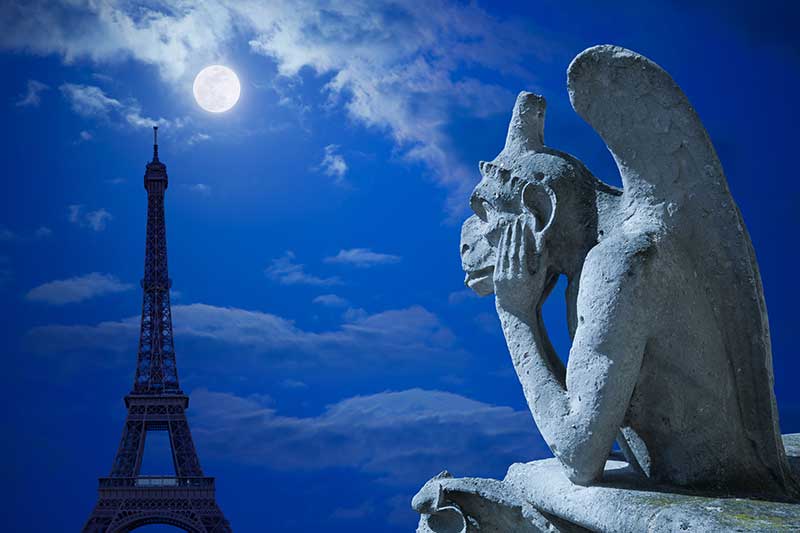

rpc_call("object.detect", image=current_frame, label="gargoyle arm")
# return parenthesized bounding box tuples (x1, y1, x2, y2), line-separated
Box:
(499, 236, 650, 484)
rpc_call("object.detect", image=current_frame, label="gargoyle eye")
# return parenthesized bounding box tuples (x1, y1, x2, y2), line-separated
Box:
(470, 193, 490, 222)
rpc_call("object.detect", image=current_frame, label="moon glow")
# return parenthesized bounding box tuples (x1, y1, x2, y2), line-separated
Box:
(193, 65, 241, 113)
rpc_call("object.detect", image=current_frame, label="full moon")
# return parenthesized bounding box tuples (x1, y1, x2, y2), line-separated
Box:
(193, 65, 241, 113)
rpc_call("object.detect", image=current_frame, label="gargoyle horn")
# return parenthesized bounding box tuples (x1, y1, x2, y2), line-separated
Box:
(499, 91, 546, 159)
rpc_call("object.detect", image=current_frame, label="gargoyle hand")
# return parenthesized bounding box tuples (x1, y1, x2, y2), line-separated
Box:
(493, 215, 547, 320)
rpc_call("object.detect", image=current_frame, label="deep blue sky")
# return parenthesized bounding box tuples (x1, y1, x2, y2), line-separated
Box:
(1, 1, 798, 532)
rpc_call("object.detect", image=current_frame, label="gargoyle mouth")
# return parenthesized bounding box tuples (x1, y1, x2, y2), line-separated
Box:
(464, 265, 495, 296)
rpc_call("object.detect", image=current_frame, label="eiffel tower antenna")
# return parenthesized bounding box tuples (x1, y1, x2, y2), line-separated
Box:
(83, 129, 232, 532)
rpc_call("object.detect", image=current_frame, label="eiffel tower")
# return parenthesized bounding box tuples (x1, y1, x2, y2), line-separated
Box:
(83, 128, 232, 532)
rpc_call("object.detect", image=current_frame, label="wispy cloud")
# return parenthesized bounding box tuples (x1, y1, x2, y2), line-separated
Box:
(25, 272, 132, 305)
(242, 1, 538, 216)
(34, 226, 52, 238)
(448, 289, 477, 305)
(78, 130, 92, 142)
(15, 79, 48, 107)
(85, 208, 112, 231)
(312, 294, 349, 307)
(67, 204, 81, 224)
(190, 387, 546, 485)
(59, 83, 180, 130)
(68, 204, 112, 231)
(266, 251, 341, 286)
(319, 144, 348, 186)
(26, 303, 456, 368)
(187, 183, 211, 195)
(0, 1, 234, 83)
(325, 248, 401, 268)
(1, 1, 545, 216)
(0, 225, 55, 241)
(188, 132, 211, 145)
(59, 83, 120, 117)
(280, 379, 308, 390)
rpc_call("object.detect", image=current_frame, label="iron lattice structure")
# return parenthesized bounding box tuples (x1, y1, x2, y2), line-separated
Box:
(83, 128, 232, 532)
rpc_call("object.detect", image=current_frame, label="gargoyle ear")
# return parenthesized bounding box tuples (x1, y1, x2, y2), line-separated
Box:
(521, 179, 556, 233)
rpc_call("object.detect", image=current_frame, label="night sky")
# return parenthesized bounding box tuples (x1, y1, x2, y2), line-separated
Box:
(1, 1, 799, 532)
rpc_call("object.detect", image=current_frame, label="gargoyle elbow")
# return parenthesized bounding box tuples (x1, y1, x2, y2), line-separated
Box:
(564, 466, 601, 486)
(558, 448, 605, 486)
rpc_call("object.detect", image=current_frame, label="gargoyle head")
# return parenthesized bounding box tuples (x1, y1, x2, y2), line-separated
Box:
(460, 91, 597, 297)
(461, 163, 556, 296)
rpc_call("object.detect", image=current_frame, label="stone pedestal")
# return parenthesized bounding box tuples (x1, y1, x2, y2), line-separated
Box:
(413, 435, 800, 533)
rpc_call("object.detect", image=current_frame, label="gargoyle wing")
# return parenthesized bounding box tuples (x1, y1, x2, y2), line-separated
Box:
(568, 44, 721, 211)
(568, 45, 796, 494)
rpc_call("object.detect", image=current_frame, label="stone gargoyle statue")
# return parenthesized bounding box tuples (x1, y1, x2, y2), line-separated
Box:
(413, 45, 800, 533)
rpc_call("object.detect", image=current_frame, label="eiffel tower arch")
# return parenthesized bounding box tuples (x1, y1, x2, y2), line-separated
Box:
(83, 128, 232, 532)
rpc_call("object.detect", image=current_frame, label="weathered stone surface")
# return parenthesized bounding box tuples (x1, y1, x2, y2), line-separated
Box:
(505, 453, 800, 533)
(458, 43, 797, 497)
(415, 42, 800, 532)
(414, 435, 800, 533)
(412, 471, 549, 533)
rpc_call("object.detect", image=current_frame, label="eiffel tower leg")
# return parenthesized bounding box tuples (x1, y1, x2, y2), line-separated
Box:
(199, 502, 234, 533)
(82, 498, 118, 532)
(82, 414, 144, 531)
(170, 414, 204, 477)
(83, 396, 231, 532)
(110, 417, 146, 477)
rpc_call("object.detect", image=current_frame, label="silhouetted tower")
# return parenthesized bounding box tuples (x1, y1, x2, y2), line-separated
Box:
(83, 128, 232, 532)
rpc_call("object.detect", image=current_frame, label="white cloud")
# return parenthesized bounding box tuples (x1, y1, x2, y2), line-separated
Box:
(59, 82, 180, 130)
(67, 204, 112, 231)
(342, 307, 368, 323)
(280, 379, 308, 390)
(0, 225, 53, 241)
(25, 272, 132, 305)
(448, 289, 477, 305)
(319, 144, 348, 185)
(188, 183, 211, 195)
(15, 79, 48, 107)
(26, 303, 457, 367)
(241, 0, 537, 216)
(266, 251, 341, 286)
(325, 248, 401, 268)
(189, 387, 546, 485)
(124, 109, 175, 129)
(78, 130, 92, 141)
(67, 204, 82, 224)
(60, 83, 121, 117)
(0, 1, 234, 84)
(188, 132, 211, 145)
(35, 226, 52, 238)
(313, 294, 349, 307)
(85, 208, 112, 231)
(1, 1, 545, 216)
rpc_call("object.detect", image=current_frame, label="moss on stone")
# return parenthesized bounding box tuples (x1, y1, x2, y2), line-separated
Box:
(717, 499, 800, 531)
